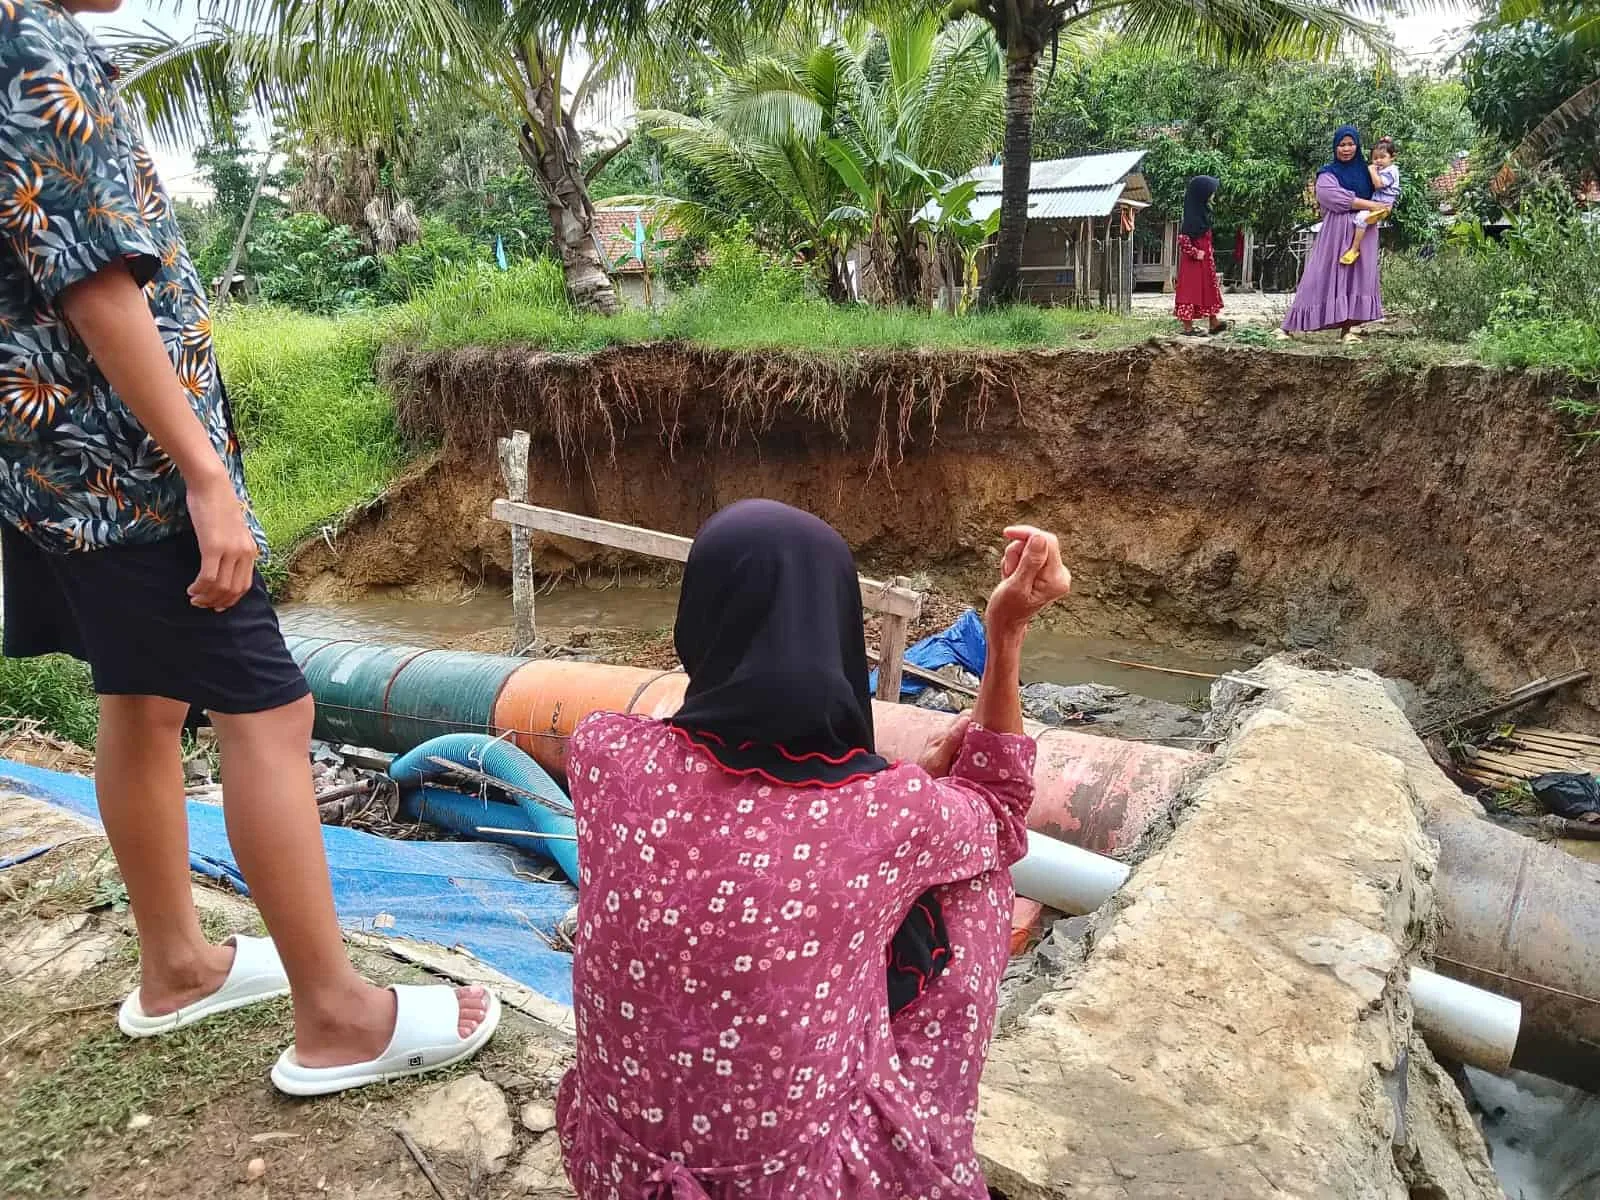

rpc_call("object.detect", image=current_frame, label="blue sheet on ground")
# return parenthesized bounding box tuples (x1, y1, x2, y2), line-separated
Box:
(0, 759, 577, 1007)
(869, 608, 987, 698)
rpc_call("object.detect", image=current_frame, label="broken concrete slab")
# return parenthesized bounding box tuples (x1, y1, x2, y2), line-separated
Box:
(508, 1134, 572, 1196)
(400, 1073, 516, 1176)
(975, 663, 1500, 1199)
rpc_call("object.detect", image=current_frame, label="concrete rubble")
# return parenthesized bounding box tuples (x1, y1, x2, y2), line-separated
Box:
(974, 655, 1503, 1199)
(401, 1073, 518, 1177)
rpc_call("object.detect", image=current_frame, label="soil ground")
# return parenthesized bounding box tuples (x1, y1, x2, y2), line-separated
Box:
(0, 790, 576, 1200)
(289, 340, 1600, 730)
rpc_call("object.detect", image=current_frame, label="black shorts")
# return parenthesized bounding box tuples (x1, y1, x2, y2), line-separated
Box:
(1, 523, 309, 715)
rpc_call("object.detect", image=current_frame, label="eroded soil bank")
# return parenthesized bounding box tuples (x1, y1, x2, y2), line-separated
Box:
(288, 342, 1600, 724)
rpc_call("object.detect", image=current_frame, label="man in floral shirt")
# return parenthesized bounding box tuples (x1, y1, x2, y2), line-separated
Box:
(1, 0, 495, 1095)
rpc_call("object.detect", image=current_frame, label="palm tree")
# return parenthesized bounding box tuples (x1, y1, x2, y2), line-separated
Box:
(1489, 0, 1600, 179)
(625, 15, 1004, 304)
(553, 0, 1393, 308)
(950, 0, 1392, 306)
(112, 1, 630, 313)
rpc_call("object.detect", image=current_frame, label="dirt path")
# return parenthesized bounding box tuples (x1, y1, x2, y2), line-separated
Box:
(0, 793, 577, 1199)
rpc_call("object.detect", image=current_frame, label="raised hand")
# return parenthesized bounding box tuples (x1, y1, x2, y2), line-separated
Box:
(985, 526, 1072, 637)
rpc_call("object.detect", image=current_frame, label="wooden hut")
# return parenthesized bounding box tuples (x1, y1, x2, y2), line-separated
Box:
(923, 151, 1153, 309)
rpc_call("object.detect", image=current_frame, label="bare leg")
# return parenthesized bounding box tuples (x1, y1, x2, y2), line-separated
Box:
(1341, 221, 1368, 264)
(1180, 319, 1195, 333)
(96, 695, 234, 1014)
(208, 695, 489, 1066)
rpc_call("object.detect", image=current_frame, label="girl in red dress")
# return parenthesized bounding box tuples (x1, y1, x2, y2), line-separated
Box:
(1174, 175, 1227, 336)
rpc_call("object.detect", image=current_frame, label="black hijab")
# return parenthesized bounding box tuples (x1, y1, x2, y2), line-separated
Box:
(668, 499, 949, 1012)
(1180, 175, 1218, 238)
(669, 499, 886, 785)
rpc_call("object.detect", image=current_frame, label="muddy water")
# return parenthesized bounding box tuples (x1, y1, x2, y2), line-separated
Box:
(279, 586, 1244, 705)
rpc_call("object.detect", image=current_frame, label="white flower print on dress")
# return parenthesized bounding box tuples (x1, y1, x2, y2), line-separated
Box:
(559, 713, 1038, 1200)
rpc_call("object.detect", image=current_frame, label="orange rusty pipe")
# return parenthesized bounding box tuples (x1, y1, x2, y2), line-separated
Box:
(489, 659, 1201, 857)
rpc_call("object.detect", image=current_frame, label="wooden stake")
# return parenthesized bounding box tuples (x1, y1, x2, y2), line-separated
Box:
(1088, 655, 1219, 681)
(875, 612, 911, 703)
(497, 431, 535, 655)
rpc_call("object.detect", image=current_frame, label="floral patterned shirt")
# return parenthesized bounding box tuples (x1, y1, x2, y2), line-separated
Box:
(0, 0, 263, 555)
(557, 713, 1038, 1199)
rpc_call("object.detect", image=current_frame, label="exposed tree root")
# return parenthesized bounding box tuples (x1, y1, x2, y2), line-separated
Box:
(379, 343, 1037, 476)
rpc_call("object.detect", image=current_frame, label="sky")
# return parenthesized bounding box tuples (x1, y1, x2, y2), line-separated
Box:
(83, 0, 1483, 204)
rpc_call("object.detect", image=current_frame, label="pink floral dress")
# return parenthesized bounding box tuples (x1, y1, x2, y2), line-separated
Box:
(556, 713, 1037, 1199)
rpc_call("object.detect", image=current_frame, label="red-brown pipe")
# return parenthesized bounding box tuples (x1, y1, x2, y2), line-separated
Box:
(489, 660, 1200, 857)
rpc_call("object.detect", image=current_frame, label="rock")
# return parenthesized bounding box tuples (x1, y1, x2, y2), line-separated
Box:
(520, 1102, 557, 1134)
(246, 1157, 267, 1181)
(508, 1134, 572, 1195)
(7, 912, 117, 984)
(1022, 681, 1205, 745)
(400, 1074, 515, 1176)
(913, 689, 961, 714)
(568, 626, 593, 647)
(1020, 682, 1125, 723)
(126, 1113, 153, 1132)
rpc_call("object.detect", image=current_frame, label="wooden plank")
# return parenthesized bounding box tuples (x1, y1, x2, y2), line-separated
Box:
(1514, 728, 1600, 749)
(497, 431, 535, 654)
(1473, 748, 1592, 775)
(492, 500, 923, 620)
(875, 612, 911, 702)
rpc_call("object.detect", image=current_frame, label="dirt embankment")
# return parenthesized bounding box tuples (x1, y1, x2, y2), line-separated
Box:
(287, 342, 1600, 724)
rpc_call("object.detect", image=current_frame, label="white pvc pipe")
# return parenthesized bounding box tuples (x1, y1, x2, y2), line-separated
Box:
(1009, 833, 1523, 1074)
(1410, 966, 1521, 1074)
(1011, 830, 1131, 915)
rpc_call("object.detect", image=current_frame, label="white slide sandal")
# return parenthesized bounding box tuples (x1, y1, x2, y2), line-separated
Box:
(118, 935, 291, 1038)
(269, 984, 502, 1097)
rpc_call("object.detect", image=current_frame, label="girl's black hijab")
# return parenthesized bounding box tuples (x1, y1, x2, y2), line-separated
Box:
(668, 498, 949, 1012)
(1321, 124, 1374, 199)
(1180, 175, 1218, 238)
(668, 498, 886, 785)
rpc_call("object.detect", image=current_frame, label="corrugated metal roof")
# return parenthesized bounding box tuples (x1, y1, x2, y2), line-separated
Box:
(918, 180, 1133, 224)
(964, 150, 1147, 195)
(916, 150, 1149, 222)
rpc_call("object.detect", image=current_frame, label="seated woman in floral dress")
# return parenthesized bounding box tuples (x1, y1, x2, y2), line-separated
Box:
(557, 499, 1072, 1199)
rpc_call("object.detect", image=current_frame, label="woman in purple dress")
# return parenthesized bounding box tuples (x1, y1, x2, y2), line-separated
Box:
(1279, 126, 1391, 344)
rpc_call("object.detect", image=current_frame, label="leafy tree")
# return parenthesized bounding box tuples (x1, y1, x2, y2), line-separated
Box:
(940, 0, 1391, 306)
(1459, 17, 1600, 185)
(111, 1, 634, 313)
(1033, 41, 1475, 280)
(632, 15, 1004, 304)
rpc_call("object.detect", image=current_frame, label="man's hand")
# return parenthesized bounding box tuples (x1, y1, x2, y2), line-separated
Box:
(917, 713, 971, 778)
(185, 473, 257, 611)
(985, 526, 1072, 637)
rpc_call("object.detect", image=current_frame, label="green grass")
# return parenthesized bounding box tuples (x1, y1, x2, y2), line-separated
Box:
(390, 258, 1151, 356)
(214, 305, 407, 574)
(0, 653, 99, 746)
(0, 998, 293, 1195)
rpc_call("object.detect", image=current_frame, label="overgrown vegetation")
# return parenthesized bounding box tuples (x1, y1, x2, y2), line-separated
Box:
(0, 653, 99, 747)
(393, 231, 1147, 355)
(214, 307, 407, 565)
(1383, 191, 1600, 388)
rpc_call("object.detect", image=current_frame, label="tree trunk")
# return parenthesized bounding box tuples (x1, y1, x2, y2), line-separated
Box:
(979, 47, 1040, 308)
(518, 48, 621, 316)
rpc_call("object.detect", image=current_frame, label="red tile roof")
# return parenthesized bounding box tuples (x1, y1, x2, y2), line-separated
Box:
(1432, 155, 1472, 197)
(592, 206, 689, 274)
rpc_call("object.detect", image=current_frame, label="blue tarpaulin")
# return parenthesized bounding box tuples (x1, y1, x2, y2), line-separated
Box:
(869, 608, 987, 698)
(0, 759, 577, 1007)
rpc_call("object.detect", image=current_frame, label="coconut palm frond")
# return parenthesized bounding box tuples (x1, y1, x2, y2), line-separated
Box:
(1509, 75, 1600, 172)
(1110, 0, 1392, 64)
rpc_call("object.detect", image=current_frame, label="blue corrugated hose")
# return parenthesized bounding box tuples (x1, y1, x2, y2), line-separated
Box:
(390, 734, 580, 884)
